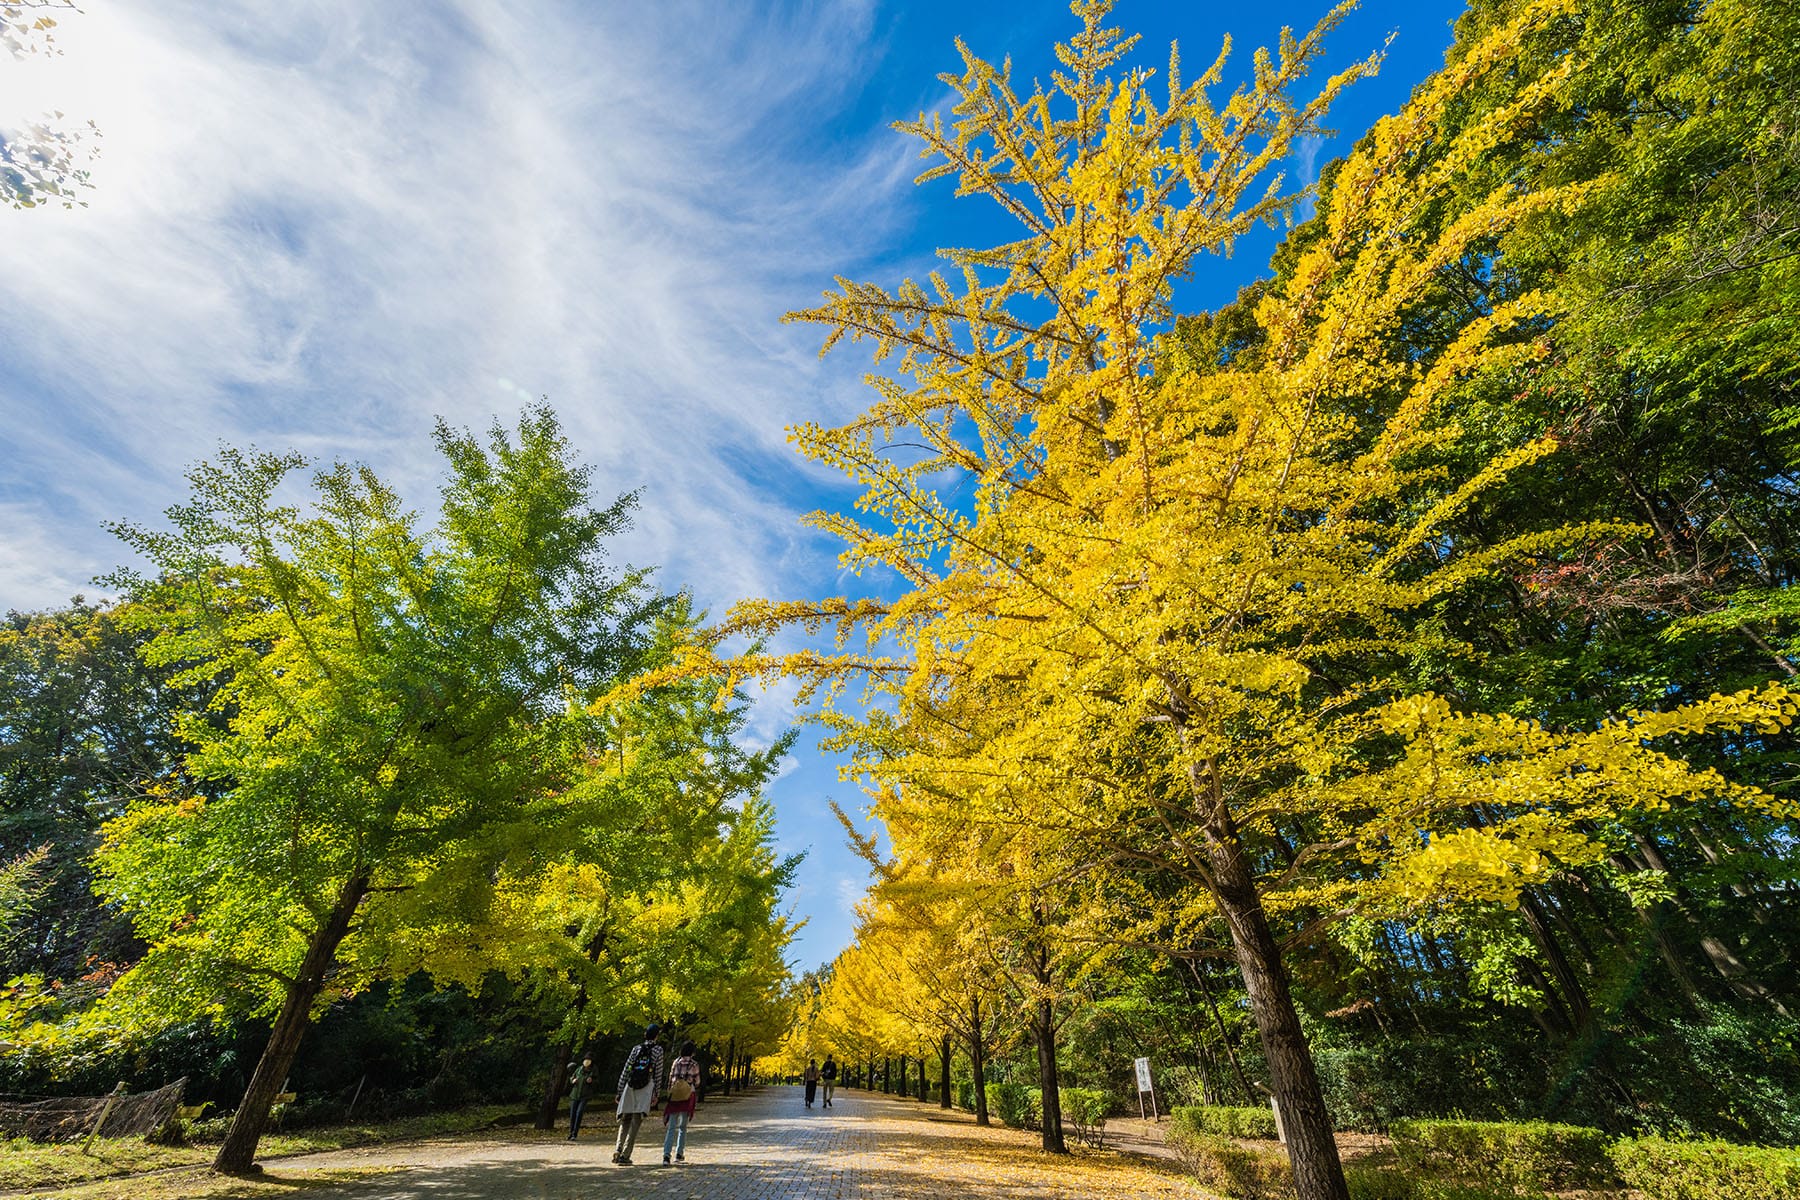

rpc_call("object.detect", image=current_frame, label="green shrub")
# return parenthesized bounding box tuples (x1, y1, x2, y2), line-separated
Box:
(1609, 1136, 1800, 1200)
(1170, 1103, 1281, 1140)
(1060, 1087, 1109, 1148)
(986, 1082, 1041, 1130)
(1390, 1118, 1614, 1190)
(1343, 1163, 1550, 1200)
(1166, 1123, 1294, 1200)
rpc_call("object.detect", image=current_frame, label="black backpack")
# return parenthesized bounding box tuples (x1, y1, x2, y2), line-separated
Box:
(626, 1044, 655, 1090)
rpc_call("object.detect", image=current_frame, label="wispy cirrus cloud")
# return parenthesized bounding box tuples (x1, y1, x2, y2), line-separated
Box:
(0, 0, 909, 621)
(0, 0, 921, 965)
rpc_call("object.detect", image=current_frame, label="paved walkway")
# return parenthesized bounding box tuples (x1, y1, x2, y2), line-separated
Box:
(275, 1086, 1200, 1199)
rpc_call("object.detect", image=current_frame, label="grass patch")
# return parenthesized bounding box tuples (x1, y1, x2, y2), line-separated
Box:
(0, 1103, 522, 1192)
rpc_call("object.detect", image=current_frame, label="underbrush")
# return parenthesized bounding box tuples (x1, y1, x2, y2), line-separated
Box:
(1164, 1116, 1800, 1200)
(0, 1103, 521, 1191)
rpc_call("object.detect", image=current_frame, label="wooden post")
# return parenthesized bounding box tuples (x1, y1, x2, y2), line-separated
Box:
(84, 1082, 127, 1149)
(346, 1073, 367, 1119)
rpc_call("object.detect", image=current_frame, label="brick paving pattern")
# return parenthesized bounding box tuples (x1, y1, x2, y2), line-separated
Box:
(281, 1085, 1200, 1199)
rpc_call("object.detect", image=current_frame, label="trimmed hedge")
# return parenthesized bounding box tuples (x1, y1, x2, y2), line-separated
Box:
(1389, 1119, 1614, 1190)
(1166, 1124, 1294, 1200)
(1170, 1103, 1281, 1140)
(1609, 1136, 1800, 1200)
(1343, 1163, 1550, 1200)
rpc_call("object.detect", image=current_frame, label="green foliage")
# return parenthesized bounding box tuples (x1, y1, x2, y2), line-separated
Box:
(1059, 1087, 1109, 1147)
(1310, 1032, 1543, 1132)
(1608, 1137, 1800, 1200)
(1166, 1124, 1295, 1200)
(90, 406, 670, 1031)
(1171, 1104, 1281, 1140)
(0, 601, 188, 980)
(985, 1082, 1040, 1130)
(1342, 1163, 1549, 1200)
(1389, 1119, 1616, 1191)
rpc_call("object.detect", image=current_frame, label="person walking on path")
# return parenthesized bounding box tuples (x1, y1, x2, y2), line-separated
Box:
(820, 1055, 838, 1108)
(661, 1040, 701, 1165)
(566, 1053, 596, 1139)
(613, 1023, 664, 1165)
(803, 1059, 820, 1109)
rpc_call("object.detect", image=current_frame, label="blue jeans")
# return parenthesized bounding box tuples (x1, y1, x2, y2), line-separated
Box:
(568, 1095, 587, 1137)
(662, 1110, 690, 1159)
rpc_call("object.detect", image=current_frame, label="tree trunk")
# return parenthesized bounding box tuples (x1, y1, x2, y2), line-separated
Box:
(1519, 891, 1593, 1029)
(723, 1035, 738, 1095)
(214, 872, 368, 1174)
(898, 1054, 908, 1099)
(1203, 812, 1345, 1200)
(534, 1035, 576, 1130)
(939, 1031, 953, 1109)
(969, 995, 990, 1125)
(1187, 957, 1255, 1104)
(882, 1055, 891, 1093)
(1030, 992, 1066, 1154)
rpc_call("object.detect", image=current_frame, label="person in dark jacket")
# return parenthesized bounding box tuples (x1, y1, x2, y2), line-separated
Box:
(820, 1055, 838, 1108)
(612, 1024, 664, 1165)
(567, 1053, 596, 1138)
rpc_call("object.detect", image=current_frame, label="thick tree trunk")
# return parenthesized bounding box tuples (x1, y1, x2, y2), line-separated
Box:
(1204, 818, 1344, 1200)
(882, 1055, 891, 1094)
(939, 1031, 953, 1109)
(1030, 993, 1066, 1154)
(723, 1035, 738, 1095)
(534, 1035, 576, 1130)
(214, 872, 368, 1174)
(898, 1054, 908, 1098)
(969, 996, 990, 1125)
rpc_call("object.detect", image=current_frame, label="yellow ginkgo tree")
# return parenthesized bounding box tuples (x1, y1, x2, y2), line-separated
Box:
(727, 2, 1795, 1196)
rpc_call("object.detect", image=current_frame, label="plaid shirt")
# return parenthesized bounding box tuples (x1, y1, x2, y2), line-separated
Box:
(617, 1042, 666, 1094)
(670, 1054, 701, 1090)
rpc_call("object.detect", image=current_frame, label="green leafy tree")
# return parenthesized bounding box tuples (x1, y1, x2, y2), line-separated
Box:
(0, 601, 190, 979)
(94, 405, 668, 1173)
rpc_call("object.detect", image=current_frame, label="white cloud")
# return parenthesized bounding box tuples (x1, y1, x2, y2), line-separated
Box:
(0, 0, 909, 621)
(0, 0, 919, 967)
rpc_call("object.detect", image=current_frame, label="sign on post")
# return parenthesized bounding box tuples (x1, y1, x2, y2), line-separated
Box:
(1133, 1056, 1158, 1121)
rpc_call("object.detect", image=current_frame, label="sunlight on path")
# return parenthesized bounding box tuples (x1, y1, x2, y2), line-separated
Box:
(278, 1085, 1201, 1199)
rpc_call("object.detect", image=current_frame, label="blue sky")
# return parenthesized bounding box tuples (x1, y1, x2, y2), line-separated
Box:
(0, 0, 1465, 970)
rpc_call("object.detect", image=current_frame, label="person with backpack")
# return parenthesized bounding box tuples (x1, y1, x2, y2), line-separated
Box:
(803, 1058, 820, 1108)
(820, 1054, 838, 1108)
(612, 1023, 664, 1165)
(661, 1039, 701, 1164)
(566, 1052, 596, 1139)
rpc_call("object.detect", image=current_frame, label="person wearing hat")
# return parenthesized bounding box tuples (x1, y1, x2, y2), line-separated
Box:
(612, 1023, 665, 1165)
(566, 1052, 596, 1139)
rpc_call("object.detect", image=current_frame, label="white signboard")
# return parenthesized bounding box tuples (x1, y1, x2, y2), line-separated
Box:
(1133, 1056, 1157, 1119)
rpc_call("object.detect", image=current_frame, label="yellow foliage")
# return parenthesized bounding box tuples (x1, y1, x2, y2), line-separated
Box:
(730, 0, 1796, 1085)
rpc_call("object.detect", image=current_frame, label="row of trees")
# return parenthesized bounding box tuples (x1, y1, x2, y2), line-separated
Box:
(725, 2, 1800, 1198)
(0, 408, 799, 1170)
